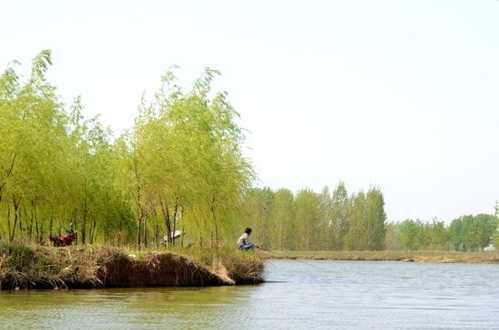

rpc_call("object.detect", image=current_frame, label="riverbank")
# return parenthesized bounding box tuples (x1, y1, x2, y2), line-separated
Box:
(0, 243, 264, 290)
(258, 250, 499, 263)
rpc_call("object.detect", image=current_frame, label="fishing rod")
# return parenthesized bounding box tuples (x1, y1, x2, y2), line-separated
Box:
(257, 248, 334, 272)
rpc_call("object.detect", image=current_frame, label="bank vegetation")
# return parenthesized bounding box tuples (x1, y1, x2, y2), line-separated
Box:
(0, 242, 263, 290)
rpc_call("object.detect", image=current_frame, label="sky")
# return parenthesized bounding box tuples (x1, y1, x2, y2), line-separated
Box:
(1, 0, 499, 222)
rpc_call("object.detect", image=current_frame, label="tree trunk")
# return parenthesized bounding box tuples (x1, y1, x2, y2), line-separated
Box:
(10, 196, 21, 242)
(90, 218, 97, 244)
(144, 216, 148, 247)
(49, 215, 53, 238)
(19, 202, 25, 238)
(137, 216, 142, 247)
(7, 204, 11, 241)
(28, 200, 35, 241)
(133, 156, 143, 248)
(211, 197, 218, 248)
(39, 221, 44, 244)
(172, 201, 178, 245)
(155, 215, 160, 248)
(82, 202, 88, 244)
(160, 198, 172, 244)
(34, 211, 39, 243)
(72, 208, 78, 245)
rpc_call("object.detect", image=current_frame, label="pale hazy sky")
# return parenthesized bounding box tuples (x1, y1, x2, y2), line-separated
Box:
(1, 0, 499, 222)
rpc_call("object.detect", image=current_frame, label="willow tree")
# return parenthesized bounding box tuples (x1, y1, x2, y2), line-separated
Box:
(65, 99, 128, 244)
(0, 51, 135, 244)
(123, 68, 253, 247)
(0, 50, 70, 241)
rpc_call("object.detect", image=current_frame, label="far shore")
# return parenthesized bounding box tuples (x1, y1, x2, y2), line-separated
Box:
(258, 250, 499, 264)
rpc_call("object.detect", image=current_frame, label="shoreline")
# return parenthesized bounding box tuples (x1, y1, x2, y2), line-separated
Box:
(258, 250, 499, 264)
(0, 243, 264, 290)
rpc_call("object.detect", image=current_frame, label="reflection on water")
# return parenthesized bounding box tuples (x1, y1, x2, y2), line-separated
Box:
(1, 260, 499, 329)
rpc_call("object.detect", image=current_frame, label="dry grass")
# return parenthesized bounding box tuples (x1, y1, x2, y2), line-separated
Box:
(220, 252, 264, 284)
(0, 242, 265, 290)
(100, 252, 231, 287)
(259, 250, 499, 264)
(0, 243, 103, 289)
(170, 247, 265, 284)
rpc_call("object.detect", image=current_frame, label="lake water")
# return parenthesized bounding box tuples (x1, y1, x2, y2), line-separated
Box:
(1, 260, 499, 329)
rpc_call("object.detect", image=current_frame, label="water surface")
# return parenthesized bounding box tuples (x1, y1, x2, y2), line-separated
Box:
(1, 260, 499, 329)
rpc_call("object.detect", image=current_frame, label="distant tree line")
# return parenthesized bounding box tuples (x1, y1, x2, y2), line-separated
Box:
(239, 184, 387, 251)
(386, 214, 499, 251)
(240, 186, 499, 252)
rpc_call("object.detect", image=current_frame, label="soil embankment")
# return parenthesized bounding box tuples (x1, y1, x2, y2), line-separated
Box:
(259, 250, 499, 264)
(0, 243, 264, 290)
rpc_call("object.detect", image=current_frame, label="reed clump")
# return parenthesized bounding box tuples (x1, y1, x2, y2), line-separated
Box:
(167, 247, 265, 284)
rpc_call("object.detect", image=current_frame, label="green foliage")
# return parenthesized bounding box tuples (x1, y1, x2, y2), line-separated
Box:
(449, 214, 498, 251)
(397, 219, 426, 251)
(0, 51, 250, 247)
(239, 186, 496, 252)
(239, 184, 387, 251)
(393, 214, 497, 251)
(124, 67, 253, 248)
(2, 51, 493, 252)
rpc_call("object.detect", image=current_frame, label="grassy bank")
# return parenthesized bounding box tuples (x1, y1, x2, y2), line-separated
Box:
(0, 243, 264, 290)
(259, 250, 499, 264)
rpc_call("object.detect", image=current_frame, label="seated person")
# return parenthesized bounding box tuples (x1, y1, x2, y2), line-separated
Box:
(237, 227, 256, 250)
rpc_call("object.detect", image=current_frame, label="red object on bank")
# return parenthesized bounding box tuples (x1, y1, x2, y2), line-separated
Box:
(49, 232, 77, 247)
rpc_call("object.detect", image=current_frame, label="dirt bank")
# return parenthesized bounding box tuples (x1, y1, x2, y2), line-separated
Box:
(0, 243, 264, 290)
(259, 250, 499, 264)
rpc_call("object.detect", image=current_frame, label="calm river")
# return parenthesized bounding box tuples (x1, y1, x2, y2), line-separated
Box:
(1, 260, 499, 329)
